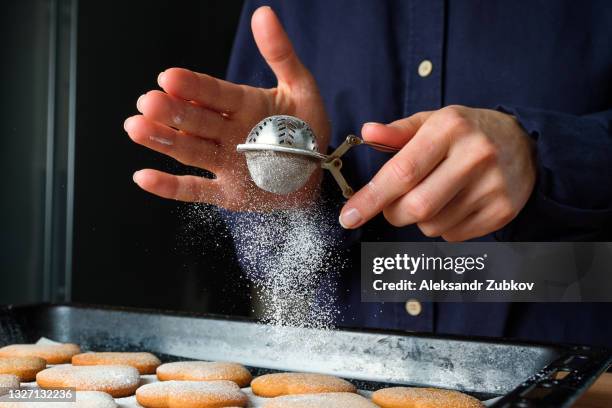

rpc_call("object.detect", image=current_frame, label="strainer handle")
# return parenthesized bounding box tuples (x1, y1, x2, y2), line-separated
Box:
(322, 158, 354, 198)
(362, 140, 401, 153)
(323, 135, 399, 199)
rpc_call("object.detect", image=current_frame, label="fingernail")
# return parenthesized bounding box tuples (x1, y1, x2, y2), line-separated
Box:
(157, 71, 166, 87)
(339, 208, 363, 229)
(123, 117, 133, 132)
(363, 122, 383, 130)
(136, 94, 146, 112)
(132, 171, 143, 184)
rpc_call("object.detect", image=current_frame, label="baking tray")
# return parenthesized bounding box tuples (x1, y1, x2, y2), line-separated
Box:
(0, 303, 610, 407)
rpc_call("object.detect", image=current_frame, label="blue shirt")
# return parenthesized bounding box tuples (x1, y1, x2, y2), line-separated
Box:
(226, 0, 612, 346)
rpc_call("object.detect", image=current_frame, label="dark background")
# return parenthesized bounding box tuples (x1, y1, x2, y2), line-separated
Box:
(73, 0, 249, 314)
(1, 0, 253, 316)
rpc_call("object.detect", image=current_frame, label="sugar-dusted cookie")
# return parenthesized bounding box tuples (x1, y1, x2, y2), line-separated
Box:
(0, 356, 46, 382)
(0, 374, 20, 393)
(0, 390, 117, 408)
(36, 365, 140, 398)
(251, 373, 356, 397)
(136, 380, 248, 408)
(263, 392, 378, 407)
(0, 343, 81, 364)
(156, 361, 252, 387)
(372, 387, 484, 408)
(72, 352, 161, 375)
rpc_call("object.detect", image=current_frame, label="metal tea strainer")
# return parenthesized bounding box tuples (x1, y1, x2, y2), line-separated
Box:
(236, 115, 399, 198)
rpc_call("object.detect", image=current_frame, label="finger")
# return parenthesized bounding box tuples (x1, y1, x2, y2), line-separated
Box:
(137, 91, 232, 140)
(158, 67, 245, 114)
(361, 112, 433, 149)
(251, 6, 311, 86)
(124, 115, 223, 171)
(441, 199, 514, 242)
(382, 152, 481, 227)
(339, 118, 449, 229)
(132, 169, 222, 204)
(417, 172, 500, 237)
(416, 188, 482, 237)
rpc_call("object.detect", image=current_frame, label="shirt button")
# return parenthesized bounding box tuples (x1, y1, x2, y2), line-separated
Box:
(418, 60, 433, 77)
(405, 299, 422, 316)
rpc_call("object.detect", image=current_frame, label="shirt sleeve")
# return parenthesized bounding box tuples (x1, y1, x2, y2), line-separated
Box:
(496, 106, 612, 241)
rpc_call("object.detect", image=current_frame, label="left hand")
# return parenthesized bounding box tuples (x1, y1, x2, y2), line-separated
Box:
(339, 105, 537, 241)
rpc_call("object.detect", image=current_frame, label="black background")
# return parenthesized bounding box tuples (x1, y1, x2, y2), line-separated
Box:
(72, 0, 252, 315)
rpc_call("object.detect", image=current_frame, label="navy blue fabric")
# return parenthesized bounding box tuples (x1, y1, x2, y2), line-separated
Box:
(225, 0, 612, 346)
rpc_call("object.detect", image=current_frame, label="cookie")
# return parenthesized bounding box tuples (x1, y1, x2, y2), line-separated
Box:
(0, 390, 117, 408)
(157, 361, 252, 387)
(0, 374, 20, 394)
(372, 387, 484, 408)
(136, 380, 248, 408)
(73, 352, 161, 375)
(0, 343, 81, 364)
(36, 365, 140, 398)
(251, 373, 356, 397)
(0, 356, 46, 381)
(263, 392, 378, 407)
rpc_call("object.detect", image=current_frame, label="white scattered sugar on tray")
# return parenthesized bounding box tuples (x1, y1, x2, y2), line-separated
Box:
(13, 338, 501, 406)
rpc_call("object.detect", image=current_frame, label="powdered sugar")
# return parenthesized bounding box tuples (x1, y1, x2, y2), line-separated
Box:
(136, 380, 247, 406)
(0, 391, 117, 408)
(156, 361, 251, 386)
(245, 151, 318, 194)
(230, 202, 344, 332)
(0, 374, 19, 391)
(37, 365, 140, 391)
(262, 392, 379, 408)
(251, 372, 356, 397)
(72, 353, 161, 375)
(0, 344, 81, 364)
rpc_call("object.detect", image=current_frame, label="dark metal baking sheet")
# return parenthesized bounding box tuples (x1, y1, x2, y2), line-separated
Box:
(1, 303, 610, 407)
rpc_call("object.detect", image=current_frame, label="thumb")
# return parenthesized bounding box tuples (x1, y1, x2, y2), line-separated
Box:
(361, 111, 433, 149)
(251, 6, 311, 86)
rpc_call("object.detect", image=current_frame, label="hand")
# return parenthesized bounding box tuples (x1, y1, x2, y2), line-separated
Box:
(124, 6, 329, 211)
(339, 106, 536, 241)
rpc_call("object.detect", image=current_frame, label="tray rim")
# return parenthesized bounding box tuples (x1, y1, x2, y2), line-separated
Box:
(0, 301, 584, 351)
(2, 302, 611, 408)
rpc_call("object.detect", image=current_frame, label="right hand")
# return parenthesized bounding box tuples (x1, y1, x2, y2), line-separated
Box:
(124, 6, 330, 211)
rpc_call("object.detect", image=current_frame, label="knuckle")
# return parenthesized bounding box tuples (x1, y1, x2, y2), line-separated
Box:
(496, 198, 516, 226)
(404, 191, 434, 221)
(472, 138, 498, 166)
(361, 181, 382, 210)
(440, 105, 472, 132)
(236, 84, 248, 107)
(388, 157, 418, 186)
